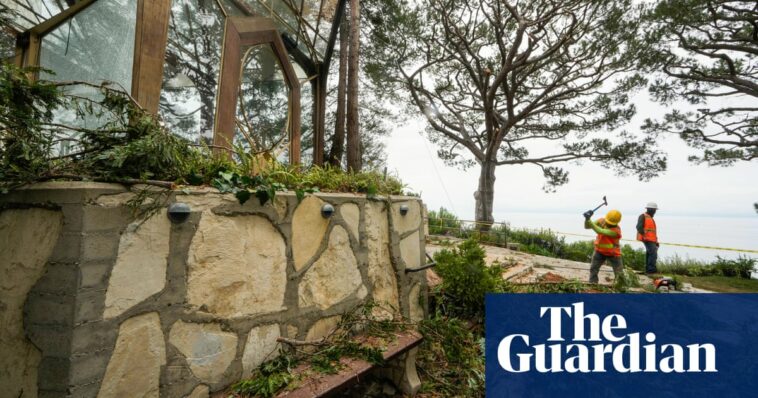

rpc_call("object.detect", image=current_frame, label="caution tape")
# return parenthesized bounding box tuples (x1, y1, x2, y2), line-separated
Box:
(425, 217, 758, 255)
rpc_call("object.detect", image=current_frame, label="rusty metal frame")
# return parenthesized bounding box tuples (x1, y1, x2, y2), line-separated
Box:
(213, 16, 301, 164)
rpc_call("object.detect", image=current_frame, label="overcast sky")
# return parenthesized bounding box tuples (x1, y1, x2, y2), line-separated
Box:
(384, 94, 758, 220)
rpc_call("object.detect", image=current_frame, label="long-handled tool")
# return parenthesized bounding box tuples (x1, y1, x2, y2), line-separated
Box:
(583, 196, 607, 219)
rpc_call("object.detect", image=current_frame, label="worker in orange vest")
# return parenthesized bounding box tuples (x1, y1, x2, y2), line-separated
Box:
(636, 202, 659, 274)
(583, 209, 623, 284)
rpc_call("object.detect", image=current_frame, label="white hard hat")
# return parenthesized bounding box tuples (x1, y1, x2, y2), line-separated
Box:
(645, 202, 659, 209)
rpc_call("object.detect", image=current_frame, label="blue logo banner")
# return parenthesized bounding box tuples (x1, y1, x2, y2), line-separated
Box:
(485, 294, 758, 397)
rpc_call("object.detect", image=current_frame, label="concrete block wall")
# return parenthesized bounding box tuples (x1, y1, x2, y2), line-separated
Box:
(0, 182, 427, 398)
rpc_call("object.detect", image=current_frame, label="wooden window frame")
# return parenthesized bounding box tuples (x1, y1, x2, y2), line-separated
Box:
(213, 16, 301, 164)
(15, 1, 303, 165)
(16, 0, 170, 115)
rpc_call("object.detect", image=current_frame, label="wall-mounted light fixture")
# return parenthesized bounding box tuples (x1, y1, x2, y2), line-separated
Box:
(167, 203, 191, 224)
(399, 204, 409, 216)
(321, 203, 335, 218)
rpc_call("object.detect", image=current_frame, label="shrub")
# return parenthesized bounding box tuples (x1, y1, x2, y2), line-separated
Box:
(433, 238, 503, 317)
(658, 255, 756, 279)
(561, 240, 594, 262)
(427, 207, 462, 235)
(418, 317, 484, 397)
(711, 256, 755, 279)
(620, 244, 647, 271)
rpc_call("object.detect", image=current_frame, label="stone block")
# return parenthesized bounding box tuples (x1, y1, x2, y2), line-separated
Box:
(365, 202, 399, 318)
(161, 365, 198, 398)
(339, 203, 360, 241)
(60, 204, 84, 233)
(71, 321, 117, 355)
(98, 312, 165, 398)
(24, 323, 70, 358)
(408, 284, 425, 323)
(37, 356, 70, 391)
(82, 204, 130, 232)
(305, 316, 341, 342)
(299, 226, 366, 310)
(32, 261, 78, 295)
(25, 292, 75, 327)
(187, 213, 287, 318)
(75, 289, 106, 323)
(400, 231, 422, 269)
(241, 324, 281, 378)
(168, 321, 238, 384)
(103, 211, 170, 319)
(69, 350, 110, 386)
(186, 384, 210, 398)
(48, 232, 82, 263)
(79, 261, 112, 290)
(67, 381, 102, 398)
(292, 195, 330, 271)
(392, 200, 421, 235)
(18, 182, 126, 204)
(81, 233, 120, 262)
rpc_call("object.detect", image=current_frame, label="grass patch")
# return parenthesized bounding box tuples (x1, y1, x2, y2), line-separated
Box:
(676, 276, 758, 293)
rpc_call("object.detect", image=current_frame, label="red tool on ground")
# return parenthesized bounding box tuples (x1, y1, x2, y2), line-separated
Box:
(654, 277, 677, 290)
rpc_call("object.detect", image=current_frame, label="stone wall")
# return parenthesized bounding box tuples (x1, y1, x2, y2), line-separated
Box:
(0, 182, 427, 398)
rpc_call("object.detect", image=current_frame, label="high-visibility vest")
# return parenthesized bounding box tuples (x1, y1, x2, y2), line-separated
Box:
(636, 213, 657, 243)
(594, 223, 622, 257)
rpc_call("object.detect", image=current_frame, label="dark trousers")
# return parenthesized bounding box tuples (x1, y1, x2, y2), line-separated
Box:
(643, 241, 658, 273)
(589, 251, 623, 284)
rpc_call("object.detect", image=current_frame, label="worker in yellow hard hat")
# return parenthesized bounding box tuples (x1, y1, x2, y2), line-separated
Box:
(583, 209, 623, 284)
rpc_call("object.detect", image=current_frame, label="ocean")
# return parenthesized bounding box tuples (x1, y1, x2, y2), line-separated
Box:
(490, 211, 758, 262)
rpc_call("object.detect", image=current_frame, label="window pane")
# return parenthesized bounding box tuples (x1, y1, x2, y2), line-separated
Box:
(235, 44, 290, 159)
(37, 0, 137, 156)
(159, 0, 225, 145)
(39, 0, 137, 91)
(288, 57, 313, 165)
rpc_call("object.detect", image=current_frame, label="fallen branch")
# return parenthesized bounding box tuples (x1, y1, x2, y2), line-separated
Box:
(276, 337, 327, 347)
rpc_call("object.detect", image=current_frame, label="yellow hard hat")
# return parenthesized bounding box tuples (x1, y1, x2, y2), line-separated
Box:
(605, 210, 622, 226)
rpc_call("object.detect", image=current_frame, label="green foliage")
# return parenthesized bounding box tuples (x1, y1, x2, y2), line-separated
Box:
(364, 0, 666, 199)
(0, 62, 407, 198)
(561, 240, 595, 263)
(429, 209, 755, 282)
(613, 267, 641, 292)
(658, 255, 756, 279)
(0, 63, 204, 188)
(232, 355, 296, 398)
(232, 302, 407, 397)
(640, 0, 757, 165)
(433, 239, 504, 317)
(427, 207, 461, 235)
(0, 64, 62, 185)
(210, 164, 405, 206)
(417, 317, 484, 397)
(620, 244, 647, 271)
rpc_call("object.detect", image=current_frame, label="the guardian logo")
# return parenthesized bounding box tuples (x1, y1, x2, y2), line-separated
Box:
(497, 302, 717, 374)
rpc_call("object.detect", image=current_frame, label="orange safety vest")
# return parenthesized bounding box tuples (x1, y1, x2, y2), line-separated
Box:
(594, 222, 622, 257)
(636, 213, 657, 243)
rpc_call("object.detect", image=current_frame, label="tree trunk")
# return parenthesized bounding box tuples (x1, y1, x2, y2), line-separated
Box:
(474, 160, 496, 231)
(327, 12, 349, 168)
(345, 0, 361, 171)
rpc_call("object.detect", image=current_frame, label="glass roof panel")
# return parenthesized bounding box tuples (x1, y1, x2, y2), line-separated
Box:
(6, 0, 71, 31)
(6, 0, 340, 72)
